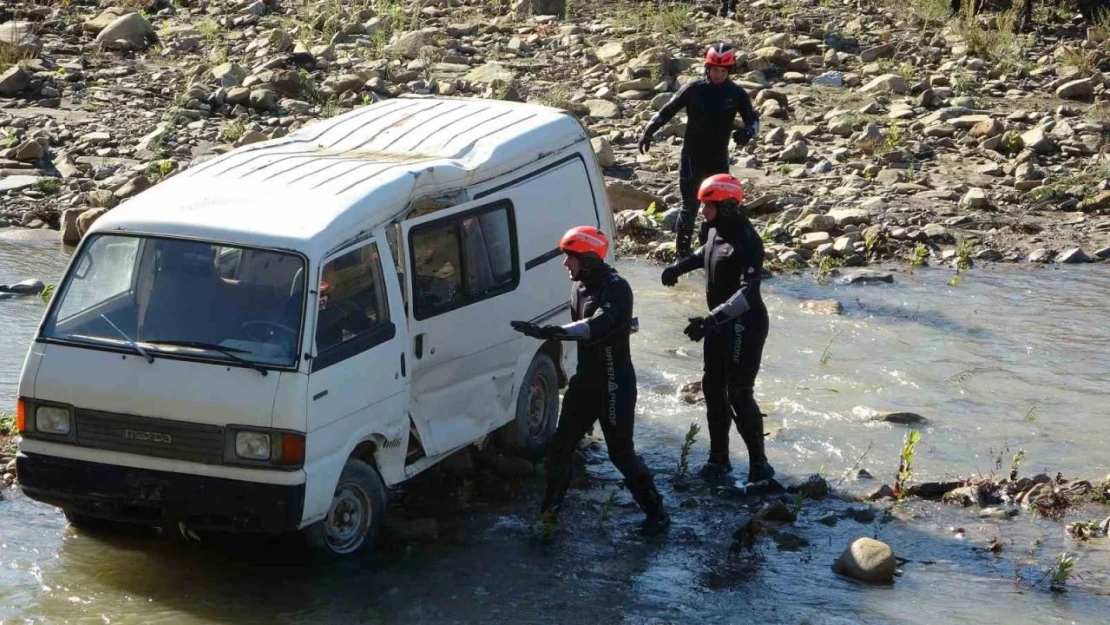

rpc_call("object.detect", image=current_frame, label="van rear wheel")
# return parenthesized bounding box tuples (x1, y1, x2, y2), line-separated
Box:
(498, 352, 559, 459)
(304, 458, 387, 556)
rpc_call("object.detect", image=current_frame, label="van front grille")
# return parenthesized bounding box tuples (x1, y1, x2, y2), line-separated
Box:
(75, 409, 224, 465)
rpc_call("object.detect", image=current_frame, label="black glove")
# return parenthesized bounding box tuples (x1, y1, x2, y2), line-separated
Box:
(683, 316, 709, 342)
(661, 264, 681, 287)
(732, 126, 755, 146)
(511, 321, 566, 340)
(638, 124, 657, 154)
(511, 321, 543, 339)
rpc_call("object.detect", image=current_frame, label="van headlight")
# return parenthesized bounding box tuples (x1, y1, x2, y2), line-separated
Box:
(36, 405, 72, 435)
(224, 427, 305, 469)
(235, 431, 272, 460)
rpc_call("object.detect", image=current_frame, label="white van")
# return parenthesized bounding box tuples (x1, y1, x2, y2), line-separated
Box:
(15, 95, 616, 555)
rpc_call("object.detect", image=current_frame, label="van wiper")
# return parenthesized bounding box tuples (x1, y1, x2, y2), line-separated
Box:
(100, 314, 154, 363)
(145, 339, 268, 376)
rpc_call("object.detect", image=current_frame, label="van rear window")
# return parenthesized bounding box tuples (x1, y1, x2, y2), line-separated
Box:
(409, 201, 518, 320)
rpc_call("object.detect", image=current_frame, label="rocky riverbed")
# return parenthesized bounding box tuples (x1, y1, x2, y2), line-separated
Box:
(1, 0, 1109, 270)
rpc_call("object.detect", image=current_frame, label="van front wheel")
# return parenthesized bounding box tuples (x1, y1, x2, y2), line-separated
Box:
(304, 458, 387, 556)
(498, 352, 559, 459)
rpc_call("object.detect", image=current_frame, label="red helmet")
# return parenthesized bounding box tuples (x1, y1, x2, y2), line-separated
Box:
(705, 43, 737, 68)
(559, 225, 608, 259)
(697, 174, 745, 203)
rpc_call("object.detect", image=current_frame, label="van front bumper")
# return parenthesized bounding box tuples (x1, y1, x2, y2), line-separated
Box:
(16, 452, 305, 533)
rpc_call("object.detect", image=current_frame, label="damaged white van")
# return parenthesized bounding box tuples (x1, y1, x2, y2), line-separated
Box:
(15, 95, 615, 555)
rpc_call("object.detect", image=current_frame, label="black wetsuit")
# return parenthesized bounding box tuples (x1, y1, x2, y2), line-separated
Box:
(541, 265, 663, 518)
(670, 213, 771, 472)
(643, 78, 760, 256)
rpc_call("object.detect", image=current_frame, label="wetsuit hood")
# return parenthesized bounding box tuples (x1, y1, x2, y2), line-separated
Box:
(577, 253, 611, 285)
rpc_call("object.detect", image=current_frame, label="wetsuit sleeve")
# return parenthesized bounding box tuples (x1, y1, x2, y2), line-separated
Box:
(708, 234, 761, 323)
(646, 80, 695, 133)
(674, 246, 704, 275)
(582, 279, 632, 340)
(735, 85, 760, 137)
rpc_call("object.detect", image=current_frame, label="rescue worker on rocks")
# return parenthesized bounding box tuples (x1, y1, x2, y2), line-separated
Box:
(637, 42, 760, 258)
(660, 174, 776, 485)
(511, 226, 670, 536)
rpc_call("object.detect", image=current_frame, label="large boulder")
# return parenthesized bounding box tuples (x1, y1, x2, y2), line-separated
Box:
(590, 137, 614, 168)
(0, 66, 30, 98)
(832, 537, 897, 584)
(83, 8, 130, 35)
(530, 0, 566, 16)
(0, 22, 43, 57)
(95, 12, 157, 51)
(76, 207, 111, 238)
(606, 181, 660, 213)
(466, 63, 514, 85)
(1055, 78, 1094, 101)
(387, 30, 437, 60)
(860, 74, 908, 95)
(584, 99, 620, 119)
(61, 208, 88, 245)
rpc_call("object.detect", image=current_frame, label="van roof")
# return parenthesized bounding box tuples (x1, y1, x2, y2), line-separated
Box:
(91, 96, 588, 257)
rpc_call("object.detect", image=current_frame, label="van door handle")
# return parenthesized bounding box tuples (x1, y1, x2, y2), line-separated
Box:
(414, 333, 424, 359)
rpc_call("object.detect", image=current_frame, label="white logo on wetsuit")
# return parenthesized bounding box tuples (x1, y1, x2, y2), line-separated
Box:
(605, 346, 617, 425)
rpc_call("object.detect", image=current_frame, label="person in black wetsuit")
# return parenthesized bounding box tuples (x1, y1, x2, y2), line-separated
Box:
(660, 174, 776, 485)
(511, 226, 669, 535)
(637, 43, 760, 258)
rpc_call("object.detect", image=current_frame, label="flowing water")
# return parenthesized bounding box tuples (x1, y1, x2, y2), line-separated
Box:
(2, 231, 1109, 624)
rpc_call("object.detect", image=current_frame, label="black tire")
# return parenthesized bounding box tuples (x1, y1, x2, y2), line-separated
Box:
(497, 351, 559, 460)
(303, 458, 388, 557)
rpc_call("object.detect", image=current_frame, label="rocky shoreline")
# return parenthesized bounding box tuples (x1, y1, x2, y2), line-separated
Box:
(0, 0, 1108, 271)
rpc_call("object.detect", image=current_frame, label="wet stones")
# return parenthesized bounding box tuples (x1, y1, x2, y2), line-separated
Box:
(833, 537, 897, 584)
(943, 485, 986, 508)
(789, 474, 831, 499)
(758, 500, 798, 523)
(907, 481, 962, 499)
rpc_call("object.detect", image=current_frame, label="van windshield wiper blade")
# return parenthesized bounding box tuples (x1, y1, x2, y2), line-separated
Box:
(99, 315, 154, 363)
(144, 339, 268, 376)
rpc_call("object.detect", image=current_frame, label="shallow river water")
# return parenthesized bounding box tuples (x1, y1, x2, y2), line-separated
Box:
(2, 230, 1109, 624)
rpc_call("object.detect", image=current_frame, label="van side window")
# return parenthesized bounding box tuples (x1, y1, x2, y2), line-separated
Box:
(410, 201, 517, 320)
(313, 242, 394, 371)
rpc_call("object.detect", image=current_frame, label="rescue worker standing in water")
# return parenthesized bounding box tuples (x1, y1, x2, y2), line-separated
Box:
(660, 175, 776, 485)
(511, 226, 670, 535)
(637, 43, 760, 258)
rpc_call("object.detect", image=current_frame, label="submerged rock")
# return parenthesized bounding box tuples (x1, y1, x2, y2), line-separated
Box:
(834, 269, 895, 285)
(800, 299, 843, 315)
(758, 500, 797, 523)
(833, 537, 897, 584)
(854, 406, 929, 425)
(0, 279, 45, 295)
(789, 474, 831, 499)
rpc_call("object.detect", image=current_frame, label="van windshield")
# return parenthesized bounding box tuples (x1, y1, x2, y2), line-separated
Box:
(42, 234, 306, 369)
